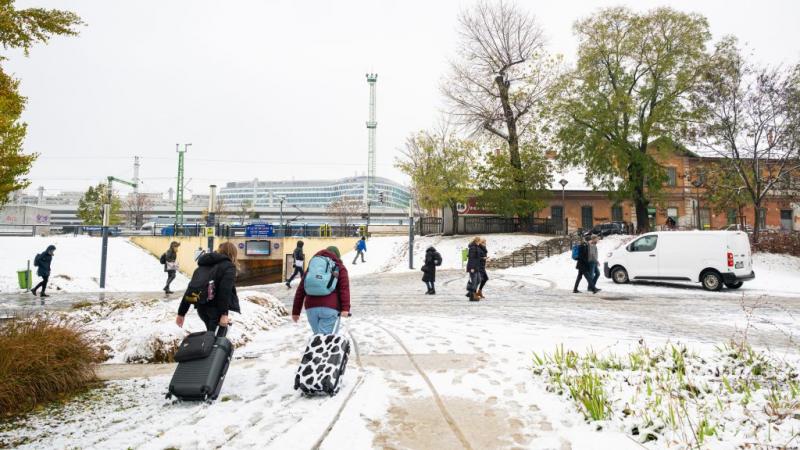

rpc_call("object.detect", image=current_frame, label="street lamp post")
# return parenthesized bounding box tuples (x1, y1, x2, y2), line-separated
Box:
(559, 178, 568, 235)
(207, 185, 217, 252)
(692, 179, 703, 230)
(408, 200, 414, 269)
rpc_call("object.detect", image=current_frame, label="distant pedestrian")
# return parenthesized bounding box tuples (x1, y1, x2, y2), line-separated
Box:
(176, 242, 241, 332)
(666, 216, 676, 230)
(572, 239, 588, 293)
(586, 235, 601, 294)
(286, 240, 305, 288)
(465, 237, 482, 301)
(421, 246, 442, 294)
(293, 246, 351, 334)
(161, 241, 180, 294)
(475, 238, 489, 299)
(352, 237, 367, 264)
(31, 245, 56, 297)
(193, 247, 206, 261)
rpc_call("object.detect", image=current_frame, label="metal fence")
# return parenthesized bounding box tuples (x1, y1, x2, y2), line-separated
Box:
(462, 216, 564, 235)
(417, 217, 443, 236)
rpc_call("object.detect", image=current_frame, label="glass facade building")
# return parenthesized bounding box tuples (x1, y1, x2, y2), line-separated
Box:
(218, 176, 411, 209)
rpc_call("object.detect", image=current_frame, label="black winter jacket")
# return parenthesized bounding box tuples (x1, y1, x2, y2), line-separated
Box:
(422, 247, 442, 282)
(575, 243, 589, 271)
(466, 242, 481, 272)
(178, 252, 240, 316)
(477, 244, 488, 271)
(36, 246, 55, 277)
(292, 246, 305, 263)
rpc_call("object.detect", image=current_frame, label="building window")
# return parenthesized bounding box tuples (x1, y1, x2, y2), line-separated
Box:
(758, 208, 767, 229)
(667, 207, 678, 221)
(611, 205, 623, 222)
(666, 167, 677, 187)
(727, 209, 737, 225)
(550, 205, 563, 221)
(700, 208, 711, 230)
(581, 206, 593, 229)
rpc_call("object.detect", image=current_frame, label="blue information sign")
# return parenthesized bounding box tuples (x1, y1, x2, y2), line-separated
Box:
(245, 223, 274, 237)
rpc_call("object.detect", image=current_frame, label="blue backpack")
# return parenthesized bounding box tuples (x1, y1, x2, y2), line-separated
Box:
(571, 244, 580, 261)
(303, 255, 339, 296)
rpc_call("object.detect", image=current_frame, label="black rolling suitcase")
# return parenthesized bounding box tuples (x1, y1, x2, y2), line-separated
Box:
(294, 318, 350, 396)
(167, 327, 233, 402)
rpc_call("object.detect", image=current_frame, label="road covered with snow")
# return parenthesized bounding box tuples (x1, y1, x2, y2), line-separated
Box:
(2, 234, 799, 449)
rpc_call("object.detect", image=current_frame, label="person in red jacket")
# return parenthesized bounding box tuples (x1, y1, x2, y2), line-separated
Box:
(292, 246, 351, 334)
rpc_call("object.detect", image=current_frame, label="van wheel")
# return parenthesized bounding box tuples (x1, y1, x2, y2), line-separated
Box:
(724, 281, 743, 289)
(701, 271, 722, 291)
(611, 267, 629, 284)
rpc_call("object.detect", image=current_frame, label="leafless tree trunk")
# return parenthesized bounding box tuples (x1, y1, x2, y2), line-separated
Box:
(326, 198, 362, 228)
(442, 0, 555, 170)
(124, 193, 153, 229)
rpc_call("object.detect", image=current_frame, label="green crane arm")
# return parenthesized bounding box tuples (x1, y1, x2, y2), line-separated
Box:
(107, 176, 137, 188)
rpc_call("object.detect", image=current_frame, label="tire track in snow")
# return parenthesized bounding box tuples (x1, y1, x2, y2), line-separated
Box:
(372, 320, 474, 450)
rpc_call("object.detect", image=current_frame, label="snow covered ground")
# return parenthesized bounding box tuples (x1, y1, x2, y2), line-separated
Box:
(40, 291, 288, 364)
(342, 234, 549, 277)
(502, 235, 800, 297)
(0, 236, 189, 293)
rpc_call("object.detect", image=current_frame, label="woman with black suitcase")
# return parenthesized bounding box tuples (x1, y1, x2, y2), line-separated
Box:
(422, 246, 442, 295)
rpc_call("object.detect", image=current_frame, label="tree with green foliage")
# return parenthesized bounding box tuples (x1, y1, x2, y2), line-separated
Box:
(395, 128, 476, 235)
(0, 1, 82, 207)
(554, 7, 711, 232)
(77, 183, 122, 225)
(475, 143, 552, 220)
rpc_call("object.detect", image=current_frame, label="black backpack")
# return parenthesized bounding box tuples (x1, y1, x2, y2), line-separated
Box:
(159, 253, 167, 264)
(34, 253, 41, 267)
(182, 264, 218, 305)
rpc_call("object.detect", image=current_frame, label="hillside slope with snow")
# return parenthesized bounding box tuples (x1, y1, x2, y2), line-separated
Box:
(0, 236, 189, 293)
(342, 234, 550, 277)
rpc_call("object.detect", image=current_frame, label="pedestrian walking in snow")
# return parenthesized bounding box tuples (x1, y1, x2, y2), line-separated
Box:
(586, 235, 601, 293)
(422, 246, 442, 294)
(475, 238, 489, 299)
(352, 237, 367, 264)
(572, 239, 589, 293)
(176, 242, 241, 332)
(286, 240, 305, 288)
(465, 237, 483, 301)
(293, 246, 351, 334)
(31, 245, 55, 297)
(161, 241, 180, 294)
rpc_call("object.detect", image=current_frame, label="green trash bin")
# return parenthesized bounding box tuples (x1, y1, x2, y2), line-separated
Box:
(17, 269, 32, 290)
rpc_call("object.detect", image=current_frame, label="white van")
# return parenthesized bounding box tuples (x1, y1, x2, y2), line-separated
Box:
(603, 231, 755, 291)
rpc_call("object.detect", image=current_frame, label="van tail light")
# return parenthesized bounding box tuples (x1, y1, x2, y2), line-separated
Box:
(727, 252, 734, 267)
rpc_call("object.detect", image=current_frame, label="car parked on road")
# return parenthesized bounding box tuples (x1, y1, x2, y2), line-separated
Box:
(603, 231, 755, 291)
(583, 222, 626, 238)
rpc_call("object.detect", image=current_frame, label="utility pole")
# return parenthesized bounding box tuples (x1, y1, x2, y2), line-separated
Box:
(207, 185, 217, 252)
(175, 143, 191, 235)
(408, 200, 414, 269)
(279, 196, 286, 237)
(366, 73, 378, 204)
(100, 176, 137, 289)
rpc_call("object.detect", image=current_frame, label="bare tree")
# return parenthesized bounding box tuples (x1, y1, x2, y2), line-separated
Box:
(237, 200, 253, 224)
(326, 198, 362, 228)
(442, 0, 557, 171)
(693, 38, 800, 240)
(125, 193, 153, 229)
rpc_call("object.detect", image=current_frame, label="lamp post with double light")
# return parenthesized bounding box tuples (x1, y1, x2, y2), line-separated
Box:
(559, 178, 568, 235)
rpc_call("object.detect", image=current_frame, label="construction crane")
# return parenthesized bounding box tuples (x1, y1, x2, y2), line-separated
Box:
(100, 175, 137, 289)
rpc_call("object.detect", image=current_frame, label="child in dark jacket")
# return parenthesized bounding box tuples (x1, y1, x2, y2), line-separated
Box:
(422, 246, 442, 294)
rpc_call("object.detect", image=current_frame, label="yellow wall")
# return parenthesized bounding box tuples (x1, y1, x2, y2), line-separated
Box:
(130, 236, 359, 279)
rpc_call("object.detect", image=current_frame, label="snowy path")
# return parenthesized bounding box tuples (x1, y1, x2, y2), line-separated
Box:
(2, 270, 799, 449)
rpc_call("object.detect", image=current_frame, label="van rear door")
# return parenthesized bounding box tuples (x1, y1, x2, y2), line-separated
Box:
(727, 232, 752, 276)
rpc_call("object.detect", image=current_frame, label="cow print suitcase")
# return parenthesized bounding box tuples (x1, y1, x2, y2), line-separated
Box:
(294, 329, 351, 396)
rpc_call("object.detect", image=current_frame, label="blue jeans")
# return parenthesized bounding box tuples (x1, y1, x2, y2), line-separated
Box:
(585, 262, 600, 290)
(306, 307, 340, 335)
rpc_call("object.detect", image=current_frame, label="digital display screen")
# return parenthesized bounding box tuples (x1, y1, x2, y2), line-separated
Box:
(245, 240, 271, 256)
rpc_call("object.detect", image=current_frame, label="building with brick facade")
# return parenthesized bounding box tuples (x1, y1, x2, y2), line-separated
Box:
(544, 141, 799, 233)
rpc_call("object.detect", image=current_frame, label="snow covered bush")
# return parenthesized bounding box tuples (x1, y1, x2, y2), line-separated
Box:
(0, 319, 101, 416)
(41, 292, 288, 364)
(533, 341, 800, 447)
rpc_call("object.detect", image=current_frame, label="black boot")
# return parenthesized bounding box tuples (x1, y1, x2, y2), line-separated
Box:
(430, 289, 436, 295)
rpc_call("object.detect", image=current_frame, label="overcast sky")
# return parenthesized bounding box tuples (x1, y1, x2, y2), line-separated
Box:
(7, 0, 800, 197)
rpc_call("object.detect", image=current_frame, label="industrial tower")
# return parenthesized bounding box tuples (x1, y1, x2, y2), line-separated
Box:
(175, 143, 191, 231)
(366, 73, 377, 203)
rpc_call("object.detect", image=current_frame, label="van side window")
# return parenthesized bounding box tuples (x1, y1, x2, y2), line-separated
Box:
(630, 235, 658, 252)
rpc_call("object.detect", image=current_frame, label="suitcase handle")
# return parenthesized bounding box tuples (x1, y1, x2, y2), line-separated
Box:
(216, 325, 228, 338)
